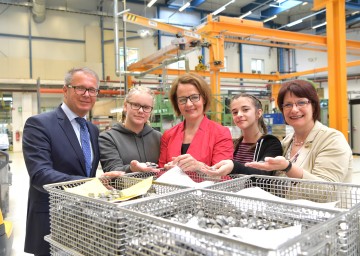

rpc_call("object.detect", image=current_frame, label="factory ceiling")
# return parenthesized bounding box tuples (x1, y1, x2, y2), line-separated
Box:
(0, 0, 360, 34)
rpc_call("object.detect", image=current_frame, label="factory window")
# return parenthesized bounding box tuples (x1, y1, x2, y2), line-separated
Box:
(251, 59, 264, 74)
(119, 48, 139, 71)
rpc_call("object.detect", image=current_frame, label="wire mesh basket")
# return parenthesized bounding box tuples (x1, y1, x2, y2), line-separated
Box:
(206, 175, 360, 210)
(46, 235, 81, 256)
(120, 189, 353, 255)
(44, 176, 190, 256)
(126, 170, 243, 186)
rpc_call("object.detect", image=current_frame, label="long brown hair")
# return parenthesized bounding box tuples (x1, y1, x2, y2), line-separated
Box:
(232, 93, 267, 149)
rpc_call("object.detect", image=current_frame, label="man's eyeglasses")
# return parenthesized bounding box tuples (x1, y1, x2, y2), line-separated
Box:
(67, 85, 99, 97)
(127, 102, 153, 113)
(177, 94, 201, 105)
(282, 100, 311, 109)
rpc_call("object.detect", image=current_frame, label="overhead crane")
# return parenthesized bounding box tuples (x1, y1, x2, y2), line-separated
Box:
(123, 0, 360, 139)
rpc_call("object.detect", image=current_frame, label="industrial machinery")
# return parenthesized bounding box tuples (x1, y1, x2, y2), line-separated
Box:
(0, 209, 13, 256)
(0, 151, 11, 219)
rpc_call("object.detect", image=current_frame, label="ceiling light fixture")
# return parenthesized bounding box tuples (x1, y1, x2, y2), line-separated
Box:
(263, 15, 277, 23)
(239, 11, 252, 19)
(312, 21, 327, 29)
(211, 0, 235, 16)
(179, 2, 191, 12)
(286, 19, 303, 27)
(147, 0, 157, 8)
(116, 9, 130, 16)
(212, 6, 226, 16)
(302, 2, 308, 5)
(352, 11, 360, 15)
(278, 9, 325, 30)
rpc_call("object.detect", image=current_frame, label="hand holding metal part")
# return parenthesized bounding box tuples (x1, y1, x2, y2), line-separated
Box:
(245, 156, 288, 172)
(130, 160, 160, 173)
(200, 159, 233, 176)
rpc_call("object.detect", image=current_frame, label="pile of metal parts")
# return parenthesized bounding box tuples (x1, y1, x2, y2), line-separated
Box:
(44, 173, 360, 256)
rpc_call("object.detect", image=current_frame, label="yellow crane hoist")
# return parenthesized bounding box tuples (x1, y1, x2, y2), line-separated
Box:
(195, 55, 207, 71)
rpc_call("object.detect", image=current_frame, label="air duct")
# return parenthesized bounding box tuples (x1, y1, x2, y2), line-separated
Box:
(32, 0, 46, 23)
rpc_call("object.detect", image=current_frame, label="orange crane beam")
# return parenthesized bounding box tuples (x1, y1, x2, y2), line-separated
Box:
(124, 11, 360, 133)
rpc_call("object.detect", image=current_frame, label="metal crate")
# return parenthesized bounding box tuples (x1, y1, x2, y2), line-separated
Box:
(121, 189, 350, 255)
(46, 236, 81, 256)
(126, 170, 243, 186)
(44, 176, 190, 256)
(206, 175, 360, 209)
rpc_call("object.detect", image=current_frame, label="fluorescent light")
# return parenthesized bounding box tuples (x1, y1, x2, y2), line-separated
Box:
(286, 19, 303, 27)
(179, 2, 190, 12)
(116, 9, 130, 16)
(352, 11, 360, 15)
(312, 21, 327, 29)
(239, 11, 252, 19)
(212, 6, 226, 16)
(211, 0, 235, 16)
(302, 2, 308, 5)
(0, 97, 12, 101)
(263, 15, 277, 23)
(147, 0, 157, 8)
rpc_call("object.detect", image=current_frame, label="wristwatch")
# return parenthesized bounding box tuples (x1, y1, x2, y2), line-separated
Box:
(281, 160, 292, 173)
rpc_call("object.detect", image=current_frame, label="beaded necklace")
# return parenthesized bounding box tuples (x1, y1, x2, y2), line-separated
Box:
(293, 136, 304, 147)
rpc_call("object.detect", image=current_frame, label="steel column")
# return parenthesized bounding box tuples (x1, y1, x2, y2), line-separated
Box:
(315, 0, 348, 139)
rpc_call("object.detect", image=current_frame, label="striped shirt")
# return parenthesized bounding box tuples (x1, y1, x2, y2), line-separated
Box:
(233, 143, 256, 164)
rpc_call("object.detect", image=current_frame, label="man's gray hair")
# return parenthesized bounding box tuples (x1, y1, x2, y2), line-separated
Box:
(64, 67, 100, 87)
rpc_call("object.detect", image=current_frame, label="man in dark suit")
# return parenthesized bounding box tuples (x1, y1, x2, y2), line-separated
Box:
(22, 67, 101, 255)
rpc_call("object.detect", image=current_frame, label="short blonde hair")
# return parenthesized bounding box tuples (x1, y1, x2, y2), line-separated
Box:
(169, 73, 211, 116)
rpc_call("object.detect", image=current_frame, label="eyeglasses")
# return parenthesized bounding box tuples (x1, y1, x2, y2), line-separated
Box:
(67, 85, 99, 97)
(282, 100, 311, 109)
(127, 102, 153, 113)
(177, 94, 201, 105)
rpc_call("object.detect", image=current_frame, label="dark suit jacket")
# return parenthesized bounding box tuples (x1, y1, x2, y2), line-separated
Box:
(22, 106, 100, 255)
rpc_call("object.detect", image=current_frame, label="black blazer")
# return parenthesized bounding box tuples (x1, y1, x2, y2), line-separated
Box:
(232, 134, 283, 175)
(22, 106, 100, 255)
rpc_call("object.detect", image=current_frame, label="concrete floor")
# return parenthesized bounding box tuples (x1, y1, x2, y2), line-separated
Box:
(5, 151, 360, 255)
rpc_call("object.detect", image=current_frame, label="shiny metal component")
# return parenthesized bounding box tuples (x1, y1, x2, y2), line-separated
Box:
(44, 175, 360, 255)
(121, 189, 351, 255)
(146, 162, 159, 168)
(43, 176, 187, 255)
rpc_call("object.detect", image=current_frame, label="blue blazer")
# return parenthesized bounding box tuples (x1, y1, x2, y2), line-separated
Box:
(22, 106, 100, 255)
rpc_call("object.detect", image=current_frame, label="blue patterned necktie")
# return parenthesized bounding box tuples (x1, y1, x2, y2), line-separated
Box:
(75, 117, 92, 177)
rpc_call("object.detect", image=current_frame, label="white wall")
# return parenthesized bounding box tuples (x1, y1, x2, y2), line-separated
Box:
(0, 6, 102, 80)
